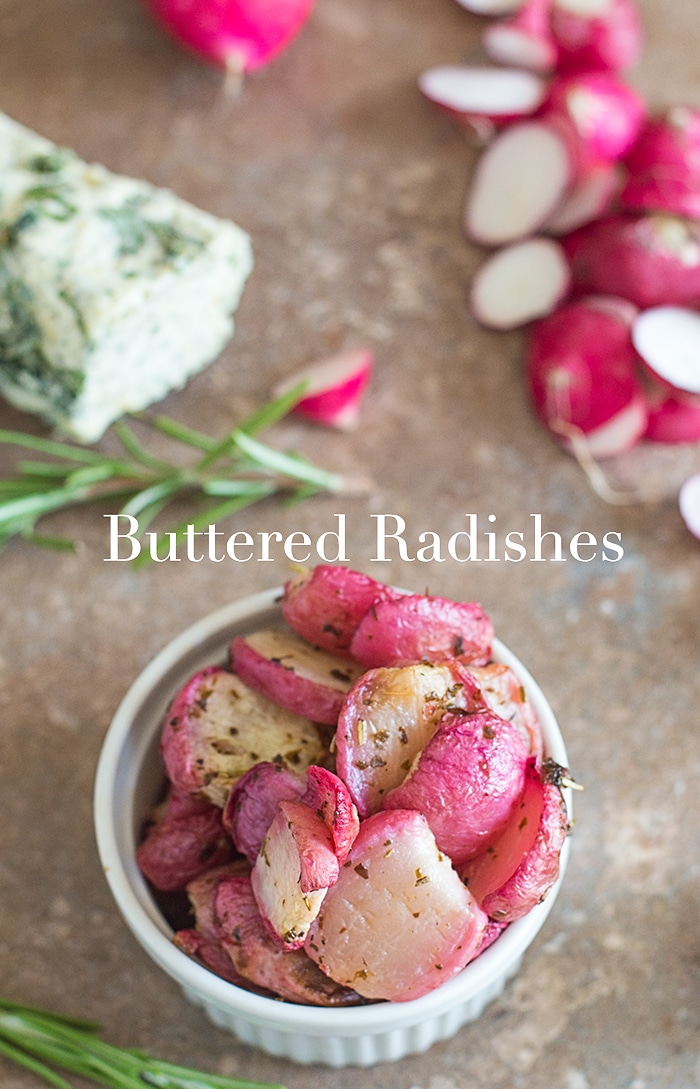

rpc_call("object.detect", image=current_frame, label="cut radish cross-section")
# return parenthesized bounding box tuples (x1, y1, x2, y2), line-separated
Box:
(679, 473, 700, 540)
(632, 307, 700, 396)
(465, 121, 573, 245)
(418, 65, 547, 130)
(470, 237, 571, 330)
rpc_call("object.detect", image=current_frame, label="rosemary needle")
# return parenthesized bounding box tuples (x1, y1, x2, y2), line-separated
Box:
(0, 385, 365, 558)
(0, 998, 285, 1089)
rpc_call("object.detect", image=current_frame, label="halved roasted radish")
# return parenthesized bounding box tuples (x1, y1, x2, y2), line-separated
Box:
(460, 758, 569, 921)
(251, 799, 339, 948)
(632, 306, 700, 397)
(382, 710, 531, 865)
(302, 765, 360, 865)
(465, 662, 544, 761)
(160, 666, 325, 807)
(483, 0, 558, 72)
(349, 593, 493, 669)
(274, 347, 373, 431)
(281, 564, 398, 656)
(526, 297, 648, 458)
(545, 160, 621, 234)
(549, 0, 643, 73)
(136, 801, 234, 892)
(464, 120, 574, 245)
(230, 629, 363, 725)
(336, 661, 486, 818)
(222, 760, 306, 864)
(679, 472, 700, 540)
(304, 809, 488, 1002)
(418, 64, 547, 136)
(563, 214, 700, 309)
(469, 237, 570, 330)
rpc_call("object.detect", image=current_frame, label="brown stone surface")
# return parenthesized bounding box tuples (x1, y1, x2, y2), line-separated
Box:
(1, 1, 700, 1086)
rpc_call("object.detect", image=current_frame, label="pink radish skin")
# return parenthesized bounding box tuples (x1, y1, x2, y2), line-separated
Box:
(274, 348, 373, 431)
(679, 473, 700, 540)
(302, 766, 360, 866)
(527, 298, 648, 458)
(418, 65, 548, 139)
(349, 593, 493, 670)
(619, 167, 700, 220)
(304, 809, 488, 1002)
(545, 160, 621, 234)
(465, 119, 575, 245)
(483, 0, 558, 73)
(543, 72, 644, 163)
(222, 761, 306, 865)
(144, 0, 315, 73)
(469, 237, 571, 331)
(625, 107, 700, 175)
(632, 306, 700, 397)
(564, 214, 700, 309)
(281, 565, 399, 656)
(460, 759, 569, 922)
(136, 804, 234, 892)
(643, 395, 700, 444)
(549, 0, 643, 73)
(464, 662, 545, 762)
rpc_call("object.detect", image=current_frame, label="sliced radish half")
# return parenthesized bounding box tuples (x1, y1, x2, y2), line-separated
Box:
(465, 120, 574, 245)
(544, 161, 621, 234)
(483, 0, 558, 73)
(274, 347, 373, 430)
(679, 473, 700, 539)
(418, 65, 547, 132)
(632, 307, 700, 396)
(469, 237, 570, 330)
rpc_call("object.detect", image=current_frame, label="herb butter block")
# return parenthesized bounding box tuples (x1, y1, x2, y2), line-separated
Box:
(0, 112, 253, 441)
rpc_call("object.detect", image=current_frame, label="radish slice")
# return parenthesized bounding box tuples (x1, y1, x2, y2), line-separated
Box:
(483, 0, 558, 73)
(544, 161, 621, 234)
(550, 0, 643, 73)
(418, 65, 547, 134)
(469, 237, 570, 330)
(632, 307, 700, 396)
(644, 395, 700, 444)
(679, 473, 700, 539)
(465, 120, 574, 245)
(144, 0, 316, 72)
(274, 347, 373, 431)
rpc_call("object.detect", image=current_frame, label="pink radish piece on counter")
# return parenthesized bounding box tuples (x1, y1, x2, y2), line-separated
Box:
(144, 0, 316, 73)
(549, 0, 643, 73)
(469, 237, 571, 330)
(418, 65, 547, 136)
(274, 348, 373, 431)
(464, 120, 574, 245)
(483, 0, 558, 72)
(632, 307, 700, 396)
(526, 297, 648, 458)
(544, 160, 621, 234)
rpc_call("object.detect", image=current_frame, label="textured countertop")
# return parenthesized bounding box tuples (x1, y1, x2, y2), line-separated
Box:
(1, 1, 700, 1087)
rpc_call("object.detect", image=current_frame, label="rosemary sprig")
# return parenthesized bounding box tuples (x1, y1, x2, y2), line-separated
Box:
(0, 997, 285, 1089)
(0, 385, 366, 561)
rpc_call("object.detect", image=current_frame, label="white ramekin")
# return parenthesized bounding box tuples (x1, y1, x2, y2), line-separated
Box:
(94, 587, 572, 1068)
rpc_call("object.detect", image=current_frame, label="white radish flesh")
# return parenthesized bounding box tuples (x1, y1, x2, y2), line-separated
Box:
(453, 0, 526, 13)
(469, 237, 571, 330)
(483, 0, 558, 73)
(465, 120, 574, 245)
(632, 307, 700, 396)
(274, 348, 373, 431)
(418, 65, 547, 132)
(679, 473, 700, 539)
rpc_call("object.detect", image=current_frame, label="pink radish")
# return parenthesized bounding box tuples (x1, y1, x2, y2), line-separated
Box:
(144, 0, 316, 74)
(543, 71, 644, 163)
(625, 107, 700, 175)
(274, 348, 373, 431)
(222, 761, 306, 865)
(483, 0, 558, 73)
(679, 473, 700, 539)
(418, 65, 547, 138)
(526, 297, 648, 458)
(464, 119, 575, 245)
(469, 236, 571, 330)
(643, 395, 700, 444)
(544, 160, 621, 234)
(563, 214, 700, 309)
(619, 167, 700, 220)
(464, 662, 545, 762)
(632, 306, 700, 397)
(281, 564, 398, 656)
(302, 766, 360, 865)
(549, 0, 643, 73)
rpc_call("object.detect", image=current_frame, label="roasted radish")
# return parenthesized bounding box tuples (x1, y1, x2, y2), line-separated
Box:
(465, 662, 544, 761)
(281, 564, 398, 655)
(302, 765, 360, 865)
(222, 760, 306, 864)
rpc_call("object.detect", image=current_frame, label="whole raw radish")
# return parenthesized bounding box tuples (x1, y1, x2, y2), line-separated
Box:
(144, 0, 316, 73)
(549, 0, 643, 73)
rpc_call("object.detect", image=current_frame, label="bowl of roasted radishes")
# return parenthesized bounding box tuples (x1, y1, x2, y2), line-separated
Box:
(94, 565, 574, 1067)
